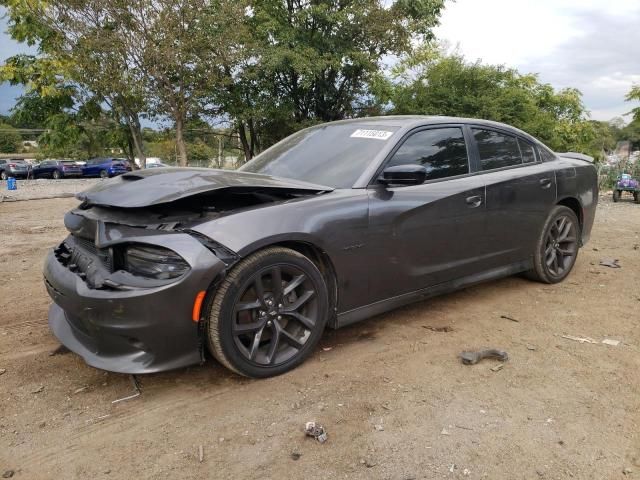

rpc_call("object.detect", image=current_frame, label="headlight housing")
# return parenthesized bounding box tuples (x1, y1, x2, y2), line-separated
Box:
(124, 244, 190, 280)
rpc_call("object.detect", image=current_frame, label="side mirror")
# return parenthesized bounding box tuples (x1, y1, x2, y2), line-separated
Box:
(380, 164, 427, 186)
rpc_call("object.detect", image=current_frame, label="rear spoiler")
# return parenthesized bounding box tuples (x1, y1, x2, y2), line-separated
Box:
(557, 152, 594, 163)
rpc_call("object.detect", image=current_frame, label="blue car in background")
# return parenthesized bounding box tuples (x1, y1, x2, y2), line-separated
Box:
(82, 157, 130, 178)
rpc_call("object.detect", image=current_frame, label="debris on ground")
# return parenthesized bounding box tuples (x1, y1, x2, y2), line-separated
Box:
(459, 349, 509, 365)
(501, 315, 519, 322)
(322, 347, 333, 351)
(599, 258, 621, 268)
(73, 386, 88, 394)
(304, 421, 327, 443)
(112, 375, 141, 404)
(440, 427, 451, 435)
(198, 445, 204, 463)
(422, 325, 453, 332)
(623, 467, 633, 475)
(526, 345, 537, 351)
(374, 423, 384, 431)
(602, 338, 621, 346)
(561, 335, 598, 344)
(490, 364, 504, 372)
(290, 452, 301, 461)
(360, 459, 377, 468)
(31, 385, 44, 394)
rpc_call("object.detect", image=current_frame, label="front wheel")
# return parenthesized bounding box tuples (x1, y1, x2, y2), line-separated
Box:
(206, 247, 329, 378)
(52, 170, 61, 180)
(99, 169, 109, 179)
(613, 189, 621, 202)
(0, 171, 6, 180)
(526, 206, 580, 284)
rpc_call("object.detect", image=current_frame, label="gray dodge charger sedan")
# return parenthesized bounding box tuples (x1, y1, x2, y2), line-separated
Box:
(44, 116, 598, 378)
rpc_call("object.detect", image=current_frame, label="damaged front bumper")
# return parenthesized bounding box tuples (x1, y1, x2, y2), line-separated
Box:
(43, 230, 227, 374)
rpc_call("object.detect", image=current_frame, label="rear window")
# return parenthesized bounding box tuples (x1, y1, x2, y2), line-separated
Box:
(62, 161, 77, 165)
(518, 139, 536, 163)
(472, 128, 522, 170)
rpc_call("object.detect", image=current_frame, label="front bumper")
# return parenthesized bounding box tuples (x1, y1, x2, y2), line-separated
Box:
(44, 231, 227, 373)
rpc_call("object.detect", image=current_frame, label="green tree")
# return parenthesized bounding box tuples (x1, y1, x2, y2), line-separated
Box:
(0, 123, 22, 153)
(377, 50, 595, 154)
(223, 0, 445, 160)
(626, 84, 640, 122)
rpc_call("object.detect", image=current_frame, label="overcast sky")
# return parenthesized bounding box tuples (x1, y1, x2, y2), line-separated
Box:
(1, 1, 639, 121)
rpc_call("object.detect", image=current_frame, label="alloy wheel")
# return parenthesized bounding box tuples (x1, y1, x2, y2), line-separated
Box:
(231, 264, 318, 366)
(544, 215, 577, 277)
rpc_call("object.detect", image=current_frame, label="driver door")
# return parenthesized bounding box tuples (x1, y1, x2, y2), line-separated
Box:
(366, 126, 493, 302)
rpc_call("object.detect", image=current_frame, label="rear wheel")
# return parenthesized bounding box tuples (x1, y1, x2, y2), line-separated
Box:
(613, 189, 621, 202)
(526, 206, 580, 284)
(0, 171, 6, 180)
(207, 247, 329, 378)
(99, 169, 109, 179)
(52, 170, 61, 180)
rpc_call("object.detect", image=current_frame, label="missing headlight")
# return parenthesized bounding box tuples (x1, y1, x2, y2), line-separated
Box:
(124, 244, 190, 280)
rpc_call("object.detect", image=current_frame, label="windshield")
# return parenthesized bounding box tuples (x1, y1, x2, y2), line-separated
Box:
(240, 123, 400, 188)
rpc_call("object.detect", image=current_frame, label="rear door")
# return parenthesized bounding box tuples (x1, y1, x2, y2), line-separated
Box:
(367, 125, 492, 301)
(469, 126, 557, 267)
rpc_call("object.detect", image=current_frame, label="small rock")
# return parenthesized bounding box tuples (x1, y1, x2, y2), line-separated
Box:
(363, 459, 377, 468)
(31, 385, 44, 394)
(73, 386, 89, 394)
(2, 471, 14, 478)
(490, 364, 504, 372)
(38, 421, 46, 428)
(103, 469, 111, 475)
(623, 467, 633, 475)
(440, 428, 450, 435)
(290, 452, 301, 461)
(526, 345, 537, 351)
(374, 424, 384, 432)
(218, 437, 224, 443)
(0, 368, 6, 375)
(463, 468, 471, 476)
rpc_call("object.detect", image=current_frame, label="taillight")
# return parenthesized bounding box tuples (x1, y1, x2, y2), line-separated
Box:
(8, 163, 16, 168)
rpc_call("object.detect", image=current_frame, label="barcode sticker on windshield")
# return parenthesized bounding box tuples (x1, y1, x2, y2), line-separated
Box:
(350, 129, 394, 140)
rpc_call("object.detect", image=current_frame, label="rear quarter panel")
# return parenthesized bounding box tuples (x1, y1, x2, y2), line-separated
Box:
(554, 158, 598, 245)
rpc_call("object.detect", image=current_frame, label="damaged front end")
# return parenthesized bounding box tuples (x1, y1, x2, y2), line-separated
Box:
(44, 168, 331, 373)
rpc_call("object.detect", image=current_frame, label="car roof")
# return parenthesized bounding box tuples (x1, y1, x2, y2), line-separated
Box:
(325, 115, 540, 143)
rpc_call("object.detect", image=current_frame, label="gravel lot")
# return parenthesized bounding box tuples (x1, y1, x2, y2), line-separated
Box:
(0, 178, 100, 202)
(0, 192, 639, 479)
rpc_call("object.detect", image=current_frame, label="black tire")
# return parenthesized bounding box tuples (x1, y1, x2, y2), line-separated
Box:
(634, 192, 639, 204)
(99, 169, 109, 179)
(52, 169, 61, 180)
(612, 190, 621, 202)
(526, 206, 580, 284)
(206, 246, 329, 378)
(0, 171, 6, 181)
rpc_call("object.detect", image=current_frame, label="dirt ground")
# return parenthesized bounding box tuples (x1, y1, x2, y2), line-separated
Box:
(1, 193, 639, 480)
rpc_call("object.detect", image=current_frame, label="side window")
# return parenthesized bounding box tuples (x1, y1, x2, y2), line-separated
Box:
(472, 128, 522, 170)
(518, 139, 536, 163)
(538, 147, 556, 162)
(386, 127, 469, 181)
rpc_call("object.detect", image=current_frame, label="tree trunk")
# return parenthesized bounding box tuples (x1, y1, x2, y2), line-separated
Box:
(127, 114, 146, 168)
(175, 116, 188, 167)
(238, 121, 253, 162)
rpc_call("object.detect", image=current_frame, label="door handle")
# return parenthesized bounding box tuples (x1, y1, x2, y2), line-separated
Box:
(539, 178, 552, 189)
(465, 195, 482, 208)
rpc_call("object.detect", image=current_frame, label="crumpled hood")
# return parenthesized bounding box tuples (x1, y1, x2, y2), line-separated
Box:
(76, 167, 333, 208)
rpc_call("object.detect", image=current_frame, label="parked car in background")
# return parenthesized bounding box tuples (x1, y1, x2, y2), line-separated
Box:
(33, 160, 83, 179)
(45, 116, 598, 378)
(146, 162, 171, 168)
(0, 159, 32, 179)
(82, 158, 129, 178)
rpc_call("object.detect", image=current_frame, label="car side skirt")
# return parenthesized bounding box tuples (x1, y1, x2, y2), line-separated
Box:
(335, 259, 532, 328)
